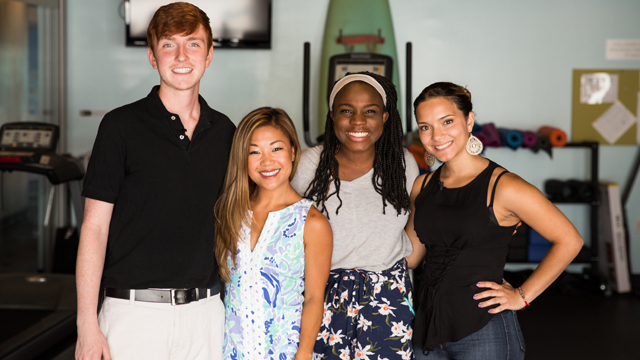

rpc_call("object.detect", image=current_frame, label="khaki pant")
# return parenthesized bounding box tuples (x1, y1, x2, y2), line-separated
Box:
(99, 292, 224, 360)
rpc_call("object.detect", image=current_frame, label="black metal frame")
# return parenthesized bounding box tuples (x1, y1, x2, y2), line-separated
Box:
(561, 142, 600, 266)
(405, 42, 413, 145)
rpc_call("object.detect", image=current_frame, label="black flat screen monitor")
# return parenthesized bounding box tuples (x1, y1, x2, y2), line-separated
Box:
(125, 0, 271, 49)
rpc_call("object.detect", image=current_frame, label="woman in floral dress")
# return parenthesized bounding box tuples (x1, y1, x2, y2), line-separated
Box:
(291, 72, 420, 359)
(214, 107, 333, 360)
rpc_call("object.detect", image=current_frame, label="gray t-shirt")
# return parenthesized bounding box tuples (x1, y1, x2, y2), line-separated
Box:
(291, 146, 420, 271)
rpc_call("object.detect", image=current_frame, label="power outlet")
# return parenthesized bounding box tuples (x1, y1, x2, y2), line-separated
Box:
(636, 219, 640, 233)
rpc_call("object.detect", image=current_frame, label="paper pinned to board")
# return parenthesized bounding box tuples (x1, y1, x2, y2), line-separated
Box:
(591, 100, 636, 144)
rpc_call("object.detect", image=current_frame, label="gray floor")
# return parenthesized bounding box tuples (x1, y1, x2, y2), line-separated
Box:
(0, 216, 38, 273)
(518, 292, 640, 360)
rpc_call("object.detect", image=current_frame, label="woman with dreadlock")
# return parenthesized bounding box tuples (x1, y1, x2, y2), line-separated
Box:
(291, 72, 420, 359)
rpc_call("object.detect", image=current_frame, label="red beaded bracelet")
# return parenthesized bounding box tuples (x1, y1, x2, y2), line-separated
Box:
(517, 287, 530, 310)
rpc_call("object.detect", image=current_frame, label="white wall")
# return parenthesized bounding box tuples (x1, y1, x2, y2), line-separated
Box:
(66, 0, 640, 272)
(66, 0, 328, 155)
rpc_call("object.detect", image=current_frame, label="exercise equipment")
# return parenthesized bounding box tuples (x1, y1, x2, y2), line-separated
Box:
(302, 0, 427, 172)
(407, 143, 429, 174)
(545, 179, 595, 202)
(317, 0, 400, 134)
(518, 130, 538, 148)
(0, 122, 84, 360)
(472, 122, 569, 157)
(474, 123, 558, 157)
(530, 133, 552, 157)
(474, 122, 501, 147)
(498, 128, 523, 150)
(528, 228, 551, 262)
(537, 126, 567, 147)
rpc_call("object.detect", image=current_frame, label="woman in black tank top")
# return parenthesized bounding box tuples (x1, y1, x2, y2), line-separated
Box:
(404, 82, 584, 359)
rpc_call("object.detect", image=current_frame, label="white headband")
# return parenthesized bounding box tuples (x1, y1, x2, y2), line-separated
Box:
(328, 74, 387, 111)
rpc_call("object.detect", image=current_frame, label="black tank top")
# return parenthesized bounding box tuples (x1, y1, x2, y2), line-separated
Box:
(413, 160, 517, 352)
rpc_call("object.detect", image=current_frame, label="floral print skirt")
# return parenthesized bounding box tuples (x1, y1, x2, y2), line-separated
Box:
(313, 259, 414, 360)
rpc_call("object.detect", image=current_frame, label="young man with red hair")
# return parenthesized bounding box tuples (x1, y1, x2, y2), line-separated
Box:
(75, 3, 235, 359)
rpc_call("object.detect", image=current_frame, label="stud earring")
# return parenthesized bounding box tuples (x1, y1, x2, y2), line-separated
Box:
(424, 151, 436, 167)
(466, 134, 483, 155)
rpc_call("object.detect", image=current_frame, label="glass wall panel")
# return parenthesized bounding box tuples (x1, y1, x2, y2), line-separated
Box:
(0, 0, 60, 272)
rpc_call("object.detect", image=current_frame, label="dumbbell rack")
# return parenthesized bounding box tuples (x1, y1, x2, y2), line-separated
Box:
(507, 142, 599, 265)
(506, 142, 600, 265)
(505, 141, 606, 293)
(548, 142, 600, 266)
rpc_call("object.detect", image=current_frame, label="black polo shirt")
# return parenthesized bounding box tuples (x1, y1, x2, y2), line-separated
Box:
(82, 86, 235, 289)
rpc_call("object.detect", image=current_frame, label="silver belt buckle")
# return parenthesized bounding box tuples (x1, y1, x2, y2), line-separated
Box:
(170, 288, 196, 305)
(171, 289, 177, 306)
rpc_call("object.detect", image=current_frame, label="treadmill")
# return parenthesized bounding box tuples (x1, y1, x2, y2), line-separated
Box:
(0, 122, 84, 360)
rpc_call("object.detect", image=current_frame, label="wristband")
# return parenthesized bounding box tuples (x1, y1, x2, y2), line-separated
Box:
(517, 287, 530, 310)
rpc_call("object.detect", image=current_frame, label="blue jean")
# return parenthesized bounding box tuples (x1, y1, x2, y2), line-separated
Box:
(414, 310, 525, 360)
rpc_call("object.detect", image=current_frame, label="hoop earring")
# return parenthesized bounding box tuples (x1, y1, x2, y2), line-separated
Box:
(466, 134, 483, 155)
(424, 152, 436, 167)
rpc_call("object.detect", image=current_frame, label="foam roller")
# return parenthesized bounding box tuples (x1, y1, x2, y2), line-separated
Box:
(537, 126, 567, 147)
(498, 128, 523, 150)
(519, 130, 538, 148)
(475, 122, 501, 147)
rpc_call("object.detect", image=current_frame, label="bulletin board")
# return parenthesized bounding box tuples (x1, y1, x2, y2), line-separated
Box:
(571, 69, 639, 145)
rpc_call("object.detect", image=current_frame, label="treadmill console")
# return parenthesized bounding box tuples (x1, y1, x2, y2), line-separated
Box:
(0, 123, 58, 151)
(0, 122, 84, 184)
(327, 53, 394, 99)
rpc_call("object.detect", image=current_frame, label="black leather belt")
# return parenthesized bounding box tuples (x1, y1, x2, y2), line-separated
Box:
(105, 284, 221, 306)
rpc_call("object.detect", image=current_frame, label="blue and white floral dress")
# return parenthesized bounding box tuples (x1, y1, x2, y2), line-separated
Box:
(223, 198, 313, 360)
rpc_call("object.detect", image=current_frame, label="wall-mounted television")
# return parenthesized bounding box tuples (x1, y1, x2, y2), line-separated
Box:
(124, 0, 271, 49)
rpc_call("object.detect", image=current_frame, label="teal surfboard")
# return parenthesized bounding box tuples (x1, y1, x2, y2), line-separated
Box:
(318, 0, 400, 133)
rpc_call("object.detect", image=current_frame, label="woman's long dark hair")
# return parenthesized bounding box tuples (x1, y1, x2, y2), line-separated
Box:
(303, 71, 410, 218)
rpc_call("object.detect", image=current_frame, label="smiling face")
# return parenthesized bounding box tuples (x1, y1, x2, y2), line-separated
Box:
(415, 97, 474, 163)
(331, 81, 389, 157)
(247, 125, 296, 193)
(147, 24, 213, 94)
